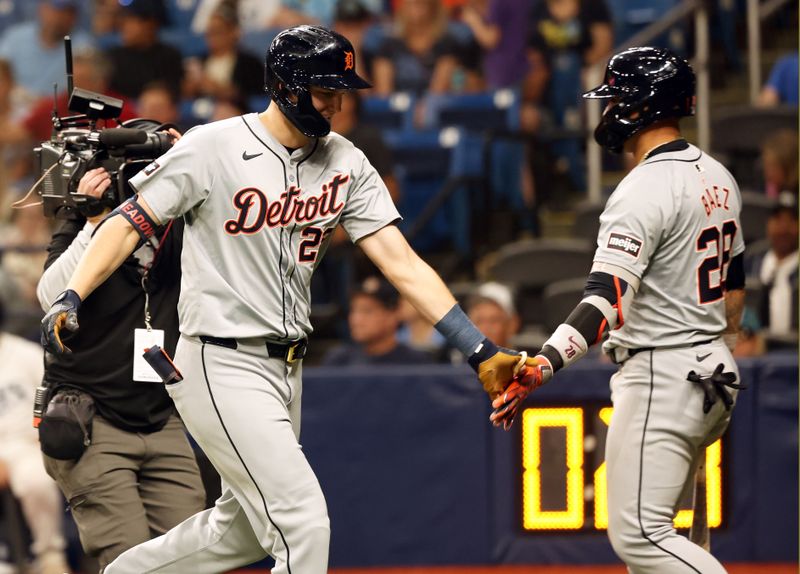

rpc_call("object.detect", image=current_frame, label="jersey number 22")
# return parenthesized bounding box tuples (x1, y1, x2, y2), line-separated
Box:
(696, 220, 738, 304)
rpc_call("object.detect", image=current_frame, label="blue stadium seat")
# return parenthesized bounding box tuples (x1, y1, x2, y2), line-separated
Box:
(606, 0, 686, 52)
(239, 27, 282, 58)
(383, 128, 469, 253)
(159, 28, 206, 58)
(0, 1, 27, 32)
(165, 0, 199, 32)
(361, 93, 416, 131)
(361, 22, 390, 60)
(248, 94, 270, 113)
(179, 97, 214, 128)
(421, 88, 520, 131)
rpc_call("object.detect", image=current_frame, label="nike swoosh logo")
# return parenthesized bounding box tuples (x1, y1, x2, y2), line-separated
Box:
(568, 336, 585, 352)
(696, 352, 712, 362)
(242, 151, 263, 161)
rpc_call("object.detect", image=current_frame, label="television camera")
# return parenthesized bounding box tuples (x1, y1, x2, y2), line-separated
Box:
(34, 37, 177, 218)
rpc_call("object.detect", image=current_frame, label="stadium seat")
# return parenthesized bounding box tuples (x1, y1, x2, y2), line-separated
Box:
(361, 93, 416, 131)
(711, 105, 799, 190)
(606, 0, 685, 51)
(239, 27, 283, 58)
(421, 89, 520, 132)
(571, 201, 605, 243)
(541, 277, 587, 332)
(383, 128, 469, 253)
(159, 28, 206, 58)
(486, 238, 593, 328)
(165, 0, 198, 32)
(179, 97, 215, 128)
(486, 238, 594, 289)
(248, 94, 270, 113)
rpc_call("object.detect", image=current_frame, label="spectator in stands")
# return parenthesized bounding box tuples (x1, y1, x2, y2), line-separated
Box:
(322, 276, 434, 365)
(106, 0, 183, 99)
(333, 0, 380, 80)
(0, 206, 52, 310)
(459, 0, 531, 89)
(758, 52, 799, 107)
(465, 281, 519, 348)
(0, 296, 71, 574)
(193, 0, 276, 33)
(137, 81, 181, 126)
(91, 0, 122, 40)
(520, 0, 612, 197)
(0, 0, 91, 99)
(183, 1, 264, 101)
(15, 48, 137, 146)
(751, 193, 798, 338)
(761, 129, 799, 199)
(372, 0, 479, 97)
(0, 59, 34, 201)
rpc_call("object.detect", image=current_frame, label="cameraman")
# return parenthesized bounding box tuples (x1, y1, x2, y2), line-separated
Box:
(35, 163, 205, 570)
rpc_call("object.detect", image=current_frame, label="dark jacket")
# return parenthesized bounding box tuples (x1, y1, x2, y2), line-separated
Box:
(43, 216, 183, 433)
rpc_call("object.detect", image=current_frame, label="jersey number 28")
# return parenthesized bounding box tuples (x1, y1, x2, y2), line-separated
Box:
(696, 220, 738, 304)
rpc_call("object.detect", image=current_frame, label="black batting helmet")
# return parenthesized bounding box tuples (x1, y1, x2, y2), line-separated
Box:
(583, 47, 695, 153)
(265, 25, 371, 138)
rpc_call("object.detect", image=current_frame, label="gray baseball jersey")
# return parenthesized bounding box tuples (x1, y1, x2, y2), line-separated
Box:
(130, 113, 400, 340)
(594, 142, 745, 352)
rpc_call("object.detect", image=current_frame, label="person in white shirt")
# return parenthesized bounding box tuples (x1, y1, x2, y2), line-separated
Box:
(0, 295, 70, 574)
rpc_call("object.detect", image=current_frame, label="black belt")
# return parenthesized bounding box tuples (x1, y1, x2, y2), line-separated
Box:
(627, 338, 716, 359)
(199, 336, 308, 363)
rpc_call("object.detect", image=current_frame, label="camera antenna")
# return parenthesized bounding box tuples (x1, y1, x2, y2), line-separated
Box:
(64, 35, 73, 97)
(51, 83, 60, 134)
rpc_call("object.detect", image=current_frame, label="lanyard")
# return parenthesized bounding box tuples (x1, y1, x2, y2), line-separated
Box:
(141, 219, 175, 331)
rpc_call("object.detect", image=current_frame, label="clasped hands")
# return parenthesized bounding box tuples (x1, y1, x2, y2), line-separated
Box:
(476, 349, 552, 430)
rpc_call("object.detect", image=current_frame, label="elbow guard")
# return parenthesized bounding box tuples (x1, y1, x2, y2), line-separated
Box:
(540, 272, 632, 371)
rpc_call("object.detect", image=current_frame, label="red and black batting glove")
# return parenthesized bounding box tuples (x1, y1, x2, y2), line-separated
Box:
(489, 353, 553, 431)
(41, 289, 82, 354)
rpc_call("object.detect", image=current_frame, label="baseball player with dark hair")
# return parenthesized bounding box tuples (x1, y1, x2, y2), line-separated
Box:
(491, 47, 745, 573)
(39, 25, 533, 574)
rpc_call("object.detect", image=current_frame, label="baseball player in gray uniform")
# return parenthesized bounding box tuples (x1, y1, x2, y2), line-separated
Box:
(40, 26, 535, 574)
(491, 48, 746, 573)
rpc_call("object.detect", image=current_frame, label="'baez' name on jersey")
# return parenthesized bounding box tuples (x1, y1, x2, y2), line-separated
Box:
(224, 174, 348, 235)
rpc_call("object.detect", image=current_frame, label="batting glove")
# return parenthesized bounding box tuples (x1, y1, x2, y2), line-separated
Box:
(490, 354, 553, 430)
(469, 341, 536, 399)
(41, 289, 82, 354)
(687, 363, 745, 414)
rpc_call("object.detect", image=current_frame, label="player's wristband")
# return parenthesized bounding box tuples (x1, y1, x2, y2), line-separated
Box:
(110, 196, 157, 243)
(467, 338, 500, 372)
(541, 323, 588, 370)
(434, 303, 487, 359)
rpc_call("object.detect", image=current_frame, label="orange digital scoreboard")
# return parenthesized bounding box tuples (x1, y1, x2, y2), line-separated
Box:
(520, 406, 723, 532)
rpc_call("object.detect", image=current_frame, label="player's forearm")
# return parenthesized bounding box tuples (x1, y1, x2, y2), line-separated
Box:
(375, 244, 456, 325)
(37, 221, 96, 310)
(64, 216, 140, 300)
(539, 267, 636, 373)
(723, 288, 745, 350)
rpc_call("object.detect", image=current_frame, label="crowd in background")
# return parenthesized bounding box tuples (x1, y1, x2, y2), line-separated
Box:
(0, 0, 796, 571)
(0, 0, 795, 359)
